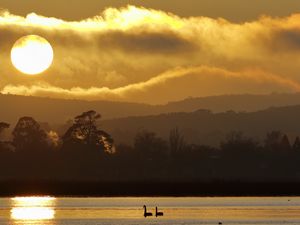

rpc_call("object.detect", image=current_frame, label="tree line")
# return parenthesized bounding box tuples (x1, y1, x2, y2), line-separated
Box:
(0, 110, 114, 154)
(0, 110, 300, 182)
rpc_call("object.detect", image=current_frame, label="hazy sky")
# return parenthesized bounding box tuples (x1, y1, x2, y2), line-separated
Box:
(1, 0, 300, 22)
(1, 1, 300, 104)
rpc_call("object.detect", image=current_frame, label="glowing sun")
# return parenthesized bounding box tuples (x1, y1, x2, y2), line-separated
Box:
(11, 35, 54, 75)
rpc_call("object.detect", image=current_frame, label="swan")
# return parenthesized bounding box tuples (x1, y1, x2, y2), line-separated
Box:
(143, 205, 152, 218)
(155, 207, 164, 217)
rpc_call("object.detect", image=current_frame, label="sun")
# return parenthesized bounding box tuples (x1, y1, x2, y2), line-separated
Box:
(11, 35, 54, 75)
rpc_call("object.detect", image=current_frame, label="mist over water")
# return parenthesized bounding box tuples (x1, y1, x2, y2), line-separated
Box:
(0, 197, 299, 225)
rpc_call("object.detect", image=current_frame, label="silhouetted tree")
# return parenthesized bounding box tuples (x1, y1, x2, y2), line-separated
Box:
(0, 122, 9, 140)
(0, 122, 10, 152)
(293, 136, 300, 151)
(221, 131, 259, 153)
(12, 117, 49, 152)
(169, 127, 185, 156)
(0, 122, 9, 134)
(280, 134, 291, 151)
(63, 110, 114, 154)
(264, 131, 284, 151)
(134, 130, 167, 160)
(3, 110, 300, 183)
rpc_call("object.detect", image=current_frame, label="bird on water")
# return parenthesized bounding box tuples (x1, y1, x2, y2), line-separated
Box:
(155, 206, 164, 217)
(143, 205, 153, 218)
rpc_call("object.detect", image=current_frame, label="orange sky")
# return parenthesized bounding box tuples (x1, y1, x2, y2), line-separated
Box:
(1, 0, 300, 22)
(0, 2, 300, 104)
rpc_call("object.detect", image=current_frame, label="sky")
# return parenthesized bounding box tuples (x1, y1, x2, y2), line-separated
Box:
(2, 0, 300, 22)
(1, 1, 300, 104)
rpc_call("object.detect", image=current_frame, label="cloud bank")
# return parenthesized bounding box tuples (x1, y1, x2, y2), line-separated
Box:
(0, 6, 300, 103)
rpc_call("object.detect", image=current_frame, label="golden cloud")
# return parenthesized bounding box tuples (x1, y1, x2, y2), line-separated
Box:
(2, 66, 299, 104)
(0, 6, 300, 103)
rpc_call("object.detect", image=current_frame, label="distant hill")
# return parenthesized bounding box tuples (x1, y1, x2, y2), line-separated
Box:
(101, 105, 300, 147)
(163, 92, 300, 113)
(1, 92, 300, 124)
(0, 94, 153, 124)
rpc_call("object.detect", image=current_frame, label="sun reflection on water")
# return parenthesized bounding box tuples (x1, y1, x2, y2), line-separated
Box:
(10, 196, 56, 221)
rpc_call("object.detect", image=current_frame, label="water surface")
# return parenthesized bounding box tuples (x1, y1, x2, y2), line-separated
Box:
(0, 196, 299, 224)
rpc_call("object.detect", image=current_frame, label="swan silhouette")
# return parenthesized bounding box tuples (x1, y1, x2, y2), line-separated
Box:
(143, 205, 152, 218)
(155, 207, 164, 217)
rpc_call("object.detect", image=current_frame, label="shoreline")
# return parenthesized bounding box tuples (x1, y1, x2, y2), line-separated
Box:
(1, 181, 300, 197)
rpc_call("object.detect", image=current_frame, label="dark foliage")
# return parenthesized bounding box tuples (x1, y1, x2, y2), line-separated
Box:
(12, 117, 48, 152)
(0, 111, 300, 185)
(134, 130, 168, 160)
(63, 110, 114, 154)
(0, 122, 9, 134)
(0, 122, 10, 152)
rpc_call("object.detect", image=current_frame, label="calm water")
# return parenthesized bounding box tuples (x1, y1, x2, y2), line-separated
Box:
(0, 196, 299, 224)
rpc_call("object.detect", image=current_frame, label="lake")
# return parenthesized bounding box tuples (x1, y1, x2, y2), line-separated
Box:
(0, 196, 299, 224)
